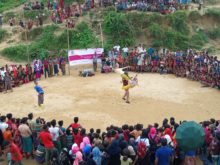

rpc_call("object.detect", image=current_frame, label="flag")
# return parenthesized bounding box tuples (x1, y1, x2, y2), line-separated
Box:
(60, 0, 64, 8)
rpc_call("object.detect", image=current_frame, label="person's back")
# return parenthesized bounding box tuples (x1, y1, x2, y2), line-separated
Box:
(155, 139, 173, 165)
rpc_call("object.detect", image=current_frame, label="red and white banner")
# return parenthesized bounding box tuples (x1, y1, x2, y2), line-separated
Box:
(68, 48, 103, 66)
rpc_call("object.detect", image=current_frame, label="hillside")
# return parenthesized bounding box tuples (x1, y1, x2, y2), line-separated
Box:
(0, 1, 220, 63)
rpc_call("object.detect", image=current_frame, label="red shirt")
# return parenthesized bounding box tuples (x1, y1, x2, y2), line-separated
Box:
(44, 60, 49, 69)
(39, 131, 54, 149)
(73, 132, 82, 147)
(10, 143, 22, 161)
(71, 123, 81, 130)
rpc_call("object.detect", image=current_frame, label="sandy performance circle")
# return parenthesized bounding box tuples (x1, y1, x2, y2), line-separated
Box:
(0, 71, 220, 130)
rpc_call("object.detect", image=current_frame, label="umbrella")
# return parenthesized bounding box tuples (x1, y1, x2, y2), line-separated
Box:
(176, 121, 205, 152)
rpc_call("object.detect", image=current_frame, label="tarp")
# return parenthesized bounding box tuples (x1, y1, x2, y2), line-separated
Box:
(68, 48, 103, 66)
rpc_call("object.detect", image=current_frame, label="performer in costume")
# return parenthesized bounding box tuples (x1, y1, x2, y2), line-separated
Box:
(121, 71, 138, 104)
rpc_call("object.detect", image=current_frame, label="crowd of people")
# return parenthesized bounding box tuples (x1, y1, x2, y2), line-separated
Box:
(0, 114, 219, 165)
(23, 1, 45, 10)
(100, 45, 220, 90)
(0, 56, 67, 93)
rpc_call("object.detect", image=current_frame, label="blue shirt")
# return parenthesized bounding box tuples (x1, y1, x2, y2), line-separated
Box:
(156, 146, 173, 165)
(34, 85, 44, 94)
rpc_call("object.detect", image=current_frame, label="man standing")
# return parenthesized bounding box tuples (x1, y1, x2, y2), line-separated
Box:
(38, 125, 55, 165)
(4, 71, 13, 93)
(34, 80, 44, 107)
(43, 58, 49, 78)
(0, 15, 3, 28)
(93, 52, 98, 72)
(155, 138, 173, 165)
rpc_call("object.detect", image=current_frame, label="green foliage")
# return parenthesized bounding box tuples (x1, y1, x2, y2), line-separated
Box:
(2, 23, 99, 61)
(205, 9, 220, 20)
(148, 23, 163, 39)
(2, 45, 27, 61)
(3, 12, 17, 23)
(188, 11, 201, 21)
(24, 10, 51, 20)
(166, 11, 190, 35)
(190, 32, 207, 50)
(21, 27, 44, 41)
(0, 29, 7, 43)
(208, 28, 220, 40)
(103, 11, 135, 46)
(0, 0, 26, 13)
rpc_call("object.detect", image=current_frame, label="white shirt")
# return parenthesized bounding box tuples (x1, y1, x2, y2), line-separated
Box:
(113, 45, 120, 52)
(0, 70, 5, 78)
(49, 127, 60, 141)
(122, 47, 129, 53)
(0, 122, 8, 132)
(136, 136, 150, 147)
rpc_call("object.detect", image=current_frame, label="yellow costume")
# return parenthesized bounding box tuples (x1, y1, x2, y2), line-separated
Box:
(121, 74, 131, 90)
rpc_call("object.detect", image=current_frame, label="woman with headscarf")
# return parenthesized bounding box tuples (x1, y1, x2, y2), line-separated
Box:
(107, 139, 121, 165)
(73, 151, 83, 165)
(92, 147, 102, 165)
(80, 137, 91, 151)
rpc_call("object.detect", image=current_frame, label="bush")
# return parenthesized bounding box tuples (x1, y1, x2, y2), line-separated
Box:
(24, 10, 51, 20)
(0, 0, 26, 13)
(2, 45, 28, 61)
(208, 28, 220, 40)
(148, 23, 164, 38)
(205, 9, 220, 20)
(21, 27, 44, 41)
(188, 11, 201, 21)
(0, 29, 7, 43)
(103, 11, 135, 46)
(2, 23, 100, 61)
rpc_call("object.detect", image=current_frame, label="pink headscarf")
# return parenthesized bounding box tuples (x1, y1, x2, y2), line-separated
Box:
(80, 137, 91, 150)
(72, 143, 79, 155)
(73, 151, 83, 165)
(149, 127, 157, 139)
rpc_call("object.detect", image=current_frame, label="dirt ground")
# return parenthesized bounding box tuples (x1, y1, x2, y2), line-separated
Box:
(2, 68, 217, 164)
(0, 68, 220, 130)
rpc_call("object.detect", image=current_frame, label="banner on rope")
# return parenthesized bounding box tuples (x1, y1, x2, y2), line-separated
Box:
(68, 48, 103, 66)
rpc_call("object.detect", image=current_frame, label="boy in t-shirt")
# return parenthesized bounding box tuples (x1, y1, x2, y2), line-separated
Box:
(4, 140, 23, 165)
(34, 80, 44, 107)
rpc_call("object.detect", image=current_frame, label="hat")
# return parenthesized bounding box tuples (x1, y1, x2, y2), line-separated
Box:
(83, 145, 91, 155)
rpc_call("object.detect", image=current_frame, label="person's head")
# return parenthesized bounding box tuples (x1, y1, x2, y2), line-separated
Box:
(90, 128, 94, 134)
(161, 138, 167, 146)
(81, 128, 86, 136)
(42, 124, 48, 131)
(0, 116, 6, 122)
(162, 118, 168, 127)
(21, 117, 27, 124)
(122, 124, 129, 130)
(96, 129, 101, 134)
(154, 123, 159, 129)
(28, 113, 33, 120)
(73, 128, 78, 135)
(210, 118, 215, 124)
(58, 120, 63, 127)
(6, 113, 12, 120)
(51, 119, 56, 127)
(170, 117, 175, 126)
(74, 117, 79, 123)
(135, 124, 143, 131)
(66, 129, 71, 135)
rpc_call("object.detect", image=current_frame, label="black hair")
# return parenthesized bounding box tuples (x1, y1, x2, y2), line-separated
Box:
(0, 116, 6, 122)
(163, 118, 168, 127)
(154, 123, 159, 128)
(122, 124, 128, 130)
(66, 129, 71, 135)
(28, 113, 33, 120)
(141, 129, 148, 139)
(43, 124, 48, 130)
(90, 128, 94, 134)
(6, 113, 12, 120)
(21, 117, 27, 124)
(161, 138, 167, 146)
(51, 119, 56, 127)
(81, 128, 86, 136)
(74, 117, 79, 123)
(129, 125, 134, 132)
(96, 129, 101, 134)
(136, 124, 143, 131)
(58, 120, 63, 127)
(46, 122, 51, 127)
(73, 128, 78, 135)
